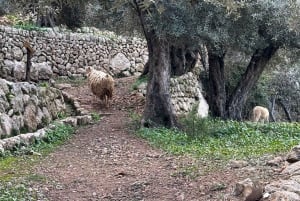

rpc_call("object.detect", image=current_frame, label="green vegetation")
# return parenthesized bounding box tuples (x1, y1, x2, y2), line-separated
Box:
(38, 82, 49, 88)
(14, 23, 46, 31)
(0, 182, 40, 201)
(0, 124, 75, 200)
(137, 119, 300, 161)
(5, 14, 45, 31)
(131, 75, 148, 91)
(34, 123, 75, 154)
(56, 111, 67, 119)
(128, 111, 142, 130)
(91, 112, 101, 122)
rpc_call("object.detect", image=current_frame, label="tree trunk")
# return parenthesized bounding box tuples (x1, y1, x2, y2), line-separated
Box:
(134, 0, 152, 78)
(141, 45, 198, 77)
(278, 99, 293, 122)
(142, 36, 178, 128)
(23, 41, 34, 82)
(270, 96, 276, 122)
(207, 51, 226, 118)
(227, 45, 279, 120)
(133, 0, 178, 128)
(170, 46, 198, 76)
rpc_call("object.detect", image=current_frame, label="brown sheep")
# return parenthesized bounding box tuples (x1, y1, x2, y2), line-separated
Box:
(86, 67, 114, 107)
(252, 106, 269, 123)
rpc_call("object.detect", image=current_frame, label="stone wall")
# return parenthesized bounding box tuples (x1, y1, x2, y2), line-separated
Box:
(0, 78, 65, 139)
(0, 25, 148, 81)
(0, 25, 209, 118)
(170, 71, 209, 117)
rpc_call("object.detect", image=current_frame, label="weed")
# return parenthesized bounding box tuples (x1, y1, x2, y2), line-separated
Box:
(38, 82, 49, 88)
(5, 93, 14, 103)
(41, 124, 74, 146)
(131, 75, 148, 91)
(0, 182, 38, 201)
(180, 116, 212, 140)
(91, 112, 101, 121)
(56, 112, 66, 119)
(128, 111, 142, 130)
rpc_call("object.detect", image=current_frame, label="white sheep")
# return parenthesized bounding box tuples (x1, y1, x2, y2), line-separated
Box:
(86, 67, 114, 107)
(252, 106, 269, 123)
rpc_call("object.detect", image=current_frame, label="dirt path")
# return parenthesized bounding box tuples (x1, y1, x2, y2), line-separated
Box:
(33, 77, 278, 201)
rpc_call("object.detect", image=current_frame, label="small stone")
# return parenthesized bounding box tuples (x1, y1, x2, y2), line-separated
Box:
(229, 160, 248, 168)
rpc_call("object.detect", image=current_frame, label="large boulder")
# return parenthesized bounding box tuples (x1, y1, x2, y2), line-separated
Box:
(109, 53, 131, 75)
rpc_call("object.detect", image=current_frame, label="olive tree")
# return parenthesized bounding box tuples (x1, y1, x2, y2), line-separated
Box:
(95, 0, 300, 126)
(4, 0, 88, 29)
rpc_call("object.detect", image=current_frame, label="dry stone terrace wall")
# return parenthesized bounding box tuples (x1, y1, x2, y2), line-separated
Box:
(0, 78, 65, 139)
(0, 25, 209, 120)
(170, 72, 209, 117)
(0, 25, 148, 81)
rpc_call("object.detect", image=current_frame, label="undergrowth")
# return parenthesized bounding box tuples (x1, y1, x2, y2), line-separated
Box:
(131, 75, 148, 91)
(0, 123, 75, 200)
(137, 117, 300, 161)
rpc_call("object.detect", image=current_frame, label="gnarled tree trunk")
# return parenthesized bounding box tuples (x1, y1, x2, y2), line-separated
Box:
(227, 45, 279, 120)
(170, 46, 198, 76)
(278, 99, 293, 122)
(142, 45, 198, 77)
(142, 36, 178, 128)
(207, 51, 226, 118)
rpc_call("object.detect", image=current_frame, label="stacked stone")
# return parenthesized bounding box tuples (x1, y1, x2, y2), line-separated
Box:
(170, 72, 201, 115)
(0, 78, 65, 138)
(0, 25, 148, 81)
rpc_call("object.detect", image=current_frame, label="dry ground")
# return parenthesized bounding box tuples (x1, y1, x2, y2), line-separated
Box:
(33, 76, 283, 201)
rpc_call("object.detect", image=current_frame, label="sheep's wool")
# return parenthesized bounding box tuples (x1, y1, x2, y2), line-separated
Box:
(86, 67, 114, 106)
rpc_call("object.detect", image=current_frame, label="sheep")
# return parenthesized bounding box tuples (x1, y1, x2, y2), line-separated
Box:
(86, 67, 114, 107)
(251, 106, 269, 123)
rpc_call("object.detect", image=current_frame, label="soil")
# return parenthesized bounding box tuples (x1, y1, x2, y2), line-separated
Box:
(33, 76, 285, 201)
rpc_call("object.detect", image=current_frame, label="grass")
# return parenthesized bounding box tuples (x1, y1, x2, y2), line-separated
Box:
(33, 123, 75, 154)
(14, 23, 46, 32)
(137, 118, 300, 162)
(0, 123, 75, 200)
(131, 75, 148, 91)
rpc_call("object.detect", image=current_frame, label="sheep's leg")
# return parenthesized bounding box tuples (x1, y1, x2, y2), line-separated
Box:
(254, 113, 261, 123)
(105, 95, 108, 108)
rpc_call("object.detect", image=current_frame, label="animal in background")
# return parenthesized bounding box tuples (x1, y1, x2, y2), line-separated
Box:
(252, 106, 269, 123)
(86, 67, 114, 107)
